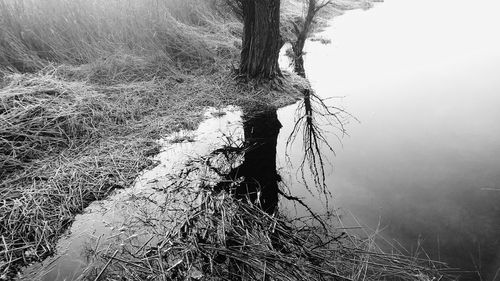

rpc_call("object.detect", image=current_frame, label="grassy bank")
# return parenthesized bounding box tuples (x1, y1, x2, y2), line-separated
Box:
(0, 0, 405, 279)
(0, 66, 306, 278)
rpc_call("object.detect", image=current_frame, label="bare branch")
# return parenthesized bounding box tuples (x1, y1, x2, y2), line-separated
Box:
(314, 0, 332, 13)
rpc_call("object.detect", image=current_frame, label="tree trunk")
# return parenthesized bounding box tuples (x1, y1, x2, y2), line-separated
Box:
(240, 0, 282, 79)
(292, 43, 306, 77)
(292, 0, 316, 77)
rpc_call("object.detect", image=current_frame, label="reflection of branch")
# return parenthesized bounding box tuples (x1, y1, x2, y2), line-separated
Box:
(278, 189, 327, 231)
(287, 89, 356, 201)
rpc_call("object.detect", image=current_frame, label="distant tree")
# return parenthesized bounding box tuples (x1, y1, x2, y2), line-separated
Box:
(239, 0, 282, 79)
(291, 0, 331, 77)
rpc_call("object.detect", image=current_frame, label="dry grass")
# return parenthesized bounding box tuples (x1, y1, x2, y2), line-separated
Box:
(0, 137, 158, 273)
(0, 70, 163, 278)
(71, 189, 447, 281)
(1, 73, 105, 176)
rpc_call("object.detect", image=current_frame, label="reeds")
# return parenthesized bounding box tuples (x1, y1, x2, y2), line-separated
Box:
(0, 0, 240, 72)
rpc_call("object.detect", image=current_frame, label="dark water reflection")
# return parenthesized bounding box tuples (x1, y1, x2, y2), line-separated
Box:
(212, 105, 282, 214)
(235, 106, 282, 213)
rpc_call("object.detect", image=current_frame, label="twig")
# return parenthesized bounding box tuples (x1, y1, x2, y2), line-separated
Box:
(93, 249, 119, 281)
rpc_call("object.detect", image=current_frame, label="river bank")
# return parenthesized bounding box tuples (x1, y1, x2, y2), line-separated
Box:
(18, 102, 445, 281)
(0, 65, 308, 279)
(0, 0, 409, 279)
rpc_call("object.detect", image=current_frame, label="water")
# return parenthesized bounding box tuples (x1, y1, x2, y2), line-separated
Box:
(278, 0, 500, 279)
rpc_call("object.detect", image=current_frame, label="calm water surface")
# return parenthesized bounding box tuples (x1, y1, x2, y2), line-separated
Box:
(278, 0, 500, 279)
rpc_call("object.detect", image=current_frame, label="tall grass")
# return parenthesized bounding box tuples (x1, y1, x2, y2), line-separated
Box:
(0, 0, 240, 73)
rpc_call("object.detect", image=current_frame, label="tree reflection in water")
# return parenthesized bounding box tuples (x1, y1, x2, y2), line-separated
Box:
(213, 88, 351, 219)
(287, 88, 352, 200)
(213, 104, 282, 214)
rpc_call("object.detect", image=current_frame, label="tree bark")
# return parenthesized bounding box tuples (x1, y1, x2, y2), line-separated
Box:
(240, 0, 282, 79)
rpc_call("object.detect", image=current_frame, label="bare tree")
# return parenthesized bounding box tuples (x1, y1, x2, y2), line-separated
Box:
(239, 0, 282, 79)
(291, 0, 331, 77)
